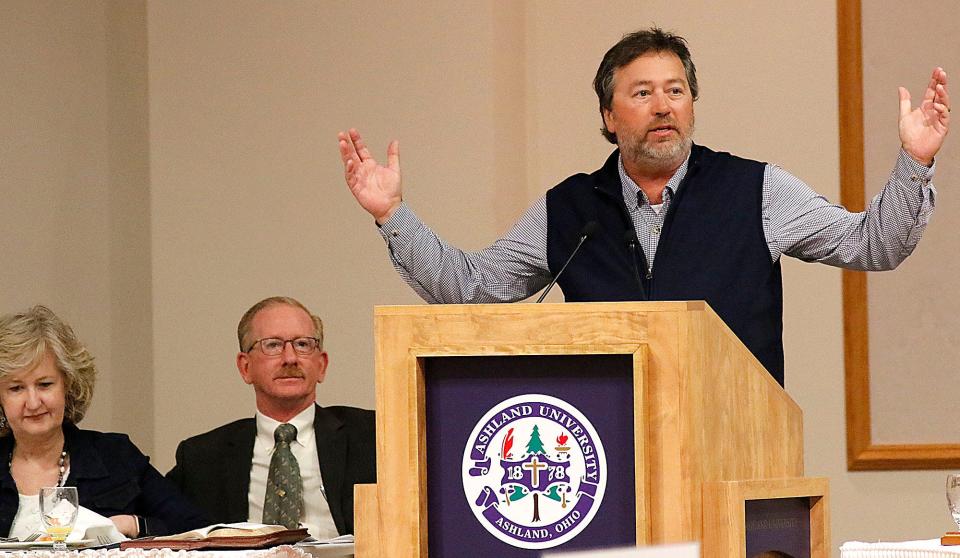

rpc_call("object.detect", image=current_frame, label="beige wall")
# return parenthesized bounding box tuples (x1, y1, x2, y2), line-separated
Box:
(105, 0, 154, 451)
(0, 0, 115, 431)
(862, 0, 960, 445)
(2, 0, 955, 552)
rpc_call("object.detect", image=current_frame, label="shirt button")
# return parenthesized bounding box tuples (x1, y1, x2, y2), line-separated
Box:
(910, 174, 919, 182)
(390, 230, 400, 237)
(652, 225, 661, 235)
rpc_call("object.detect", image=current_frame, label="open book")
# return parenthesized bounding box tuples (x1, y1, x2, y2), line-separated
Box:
(120, 523, 308, 550)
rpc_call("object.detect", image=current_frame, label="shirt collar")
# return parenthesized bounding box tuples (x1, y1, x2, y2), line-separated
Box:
(617, 151, 692, 208)
(256, 404, 315, 447)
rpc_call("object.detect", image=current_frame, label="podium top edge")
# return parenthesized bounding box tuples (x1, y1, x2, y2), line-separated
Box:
(374, 300, 708, 316)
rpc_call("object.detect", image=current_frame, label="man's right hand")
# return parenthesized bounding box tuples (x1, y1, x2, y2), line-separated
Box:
(338, 129, 402, 225)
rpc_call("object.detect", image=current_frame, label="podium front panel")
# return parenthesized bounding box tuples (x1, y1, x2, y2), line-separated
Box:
(424, 354, 635, 556)
(745, 497, 811, 558)
(368, 302, 804, 556)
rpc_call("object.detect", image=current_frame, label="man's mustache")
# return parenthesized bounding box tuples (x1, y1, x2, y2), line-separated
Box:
(648, 118, 677, 131)
(276, 365, 306, 379)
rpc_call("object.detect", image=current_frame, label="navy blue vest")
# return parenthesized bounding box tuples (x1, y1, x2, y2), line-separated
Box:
(545, 145, 785, 385)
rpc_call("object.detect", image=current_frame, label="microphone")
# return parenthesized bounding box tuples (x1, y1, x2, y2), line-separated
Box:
(536, 221, 600, 303)
(624, 230, 648, 299)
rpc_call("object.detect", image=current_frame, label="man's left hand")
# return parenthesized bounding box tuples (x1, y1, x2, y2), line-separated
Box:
(900, 67, 950, 167)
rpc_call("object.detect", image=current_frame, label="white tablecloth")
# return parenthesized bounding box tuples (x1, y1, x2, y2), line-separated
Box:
(841, 539, 960, 558)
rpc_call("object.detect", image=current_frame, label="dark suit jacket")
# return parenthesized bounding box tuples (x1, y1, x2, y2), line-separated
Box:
(166, 405, 375, 535)
(0, 423, 208, 537)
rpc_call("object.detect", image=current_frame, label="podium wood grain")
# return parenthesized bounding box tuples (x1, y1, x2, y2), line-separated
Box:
(701, 477, 829, 558)
(358, 302, 805, 557)
(354, 484, 379, 558)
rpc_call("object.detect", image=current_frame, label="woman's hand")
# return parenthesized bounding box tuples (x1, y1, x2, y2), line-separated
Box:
(109, 514, 139, 538)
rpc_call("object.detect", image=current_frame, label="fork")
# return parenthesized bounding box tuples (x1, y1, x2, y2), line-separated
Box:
(21, 532, 42, 543)
(95, 535, 113, 546)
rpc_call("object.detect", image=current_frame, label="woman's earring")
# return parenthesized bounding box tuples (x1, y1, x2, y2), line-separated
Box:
(0, 413, 7, 431)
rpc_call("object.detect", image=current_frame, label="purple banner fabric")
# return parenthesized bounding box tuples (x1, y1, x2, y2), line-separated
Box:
(424, 354, 635, 557)
(498, 454, 570, 493)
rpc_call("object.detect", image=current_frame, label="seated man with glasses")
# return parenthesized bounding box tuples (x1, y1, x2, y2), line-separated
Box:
(166, 296, 375, 538)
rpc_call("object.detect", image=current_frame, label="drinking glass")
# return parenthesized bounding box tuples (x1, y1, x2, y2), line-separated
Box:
(947, 474, 960, 531)
(39, 487, 78, 551)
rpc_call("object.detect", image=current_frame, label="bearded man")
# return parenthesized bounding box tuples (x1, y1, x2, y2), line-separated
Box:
(338, 27, 950, 387)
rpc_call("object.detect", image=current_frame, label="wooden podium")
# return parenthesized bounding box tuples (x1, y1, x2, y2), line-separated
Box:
(353, 301, 828, 557)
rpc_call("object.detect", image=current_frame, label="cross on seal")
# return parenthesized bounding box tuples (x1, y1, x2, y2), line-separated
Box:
(522, 456, 547, 488)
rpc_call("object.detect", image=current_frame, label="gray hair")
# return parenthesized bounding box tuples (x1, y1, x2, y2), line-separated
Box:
(237, 296, 324, 352)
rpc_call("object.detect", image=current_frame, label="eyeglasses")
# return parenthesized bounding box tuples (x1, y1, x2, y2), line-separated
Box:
(246, 337, 321, 356)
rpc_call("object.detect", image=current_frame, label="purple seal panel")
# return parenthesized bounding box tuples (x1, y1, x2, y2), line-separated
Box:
(424, 354, 635, 557)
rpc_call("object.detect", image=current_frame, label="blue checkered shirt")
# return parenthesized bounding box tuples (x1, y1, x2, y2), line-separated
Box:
(377, 149, 936, 303)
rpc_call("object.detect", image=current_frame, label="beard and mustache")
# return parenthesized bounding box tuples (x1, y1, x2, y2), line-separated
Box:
(619, 115, 695, 172)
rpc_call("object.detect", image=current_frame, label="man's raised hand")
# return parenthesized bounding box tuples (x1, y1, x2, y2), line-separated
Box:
(338, 129, 402, 224)
(899, 67, 950, 166)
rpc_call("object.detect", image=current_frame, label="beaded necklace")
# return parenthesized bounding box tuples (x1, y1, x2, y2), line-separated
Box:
(8, 448, 69, 487)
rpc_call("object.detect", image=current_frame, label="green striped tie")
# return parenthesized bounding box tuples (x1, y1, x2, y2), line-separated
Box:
(262, 423, 302, 529)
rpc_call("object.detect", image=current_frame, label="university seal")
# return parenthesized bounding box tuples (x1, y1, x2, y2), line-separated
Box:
(461, 394, 607, 549)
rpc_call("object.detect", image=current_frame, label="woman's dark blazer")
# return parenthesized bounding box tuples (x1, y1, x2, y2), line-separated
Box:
(0, 423, 208, 537)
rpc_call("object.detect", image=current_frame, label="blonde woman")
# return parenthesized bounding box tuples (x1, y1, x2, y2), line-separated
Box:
(0, 305, 207, 538)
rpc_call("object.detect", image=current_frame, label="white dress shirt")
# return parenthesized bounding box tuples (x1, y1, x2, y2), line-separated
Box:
(248, 405, 339, 540)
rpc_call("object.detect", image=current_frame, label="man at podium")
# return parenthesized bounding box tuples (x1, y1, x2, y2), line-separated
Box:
(337, 27, 950, 386)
